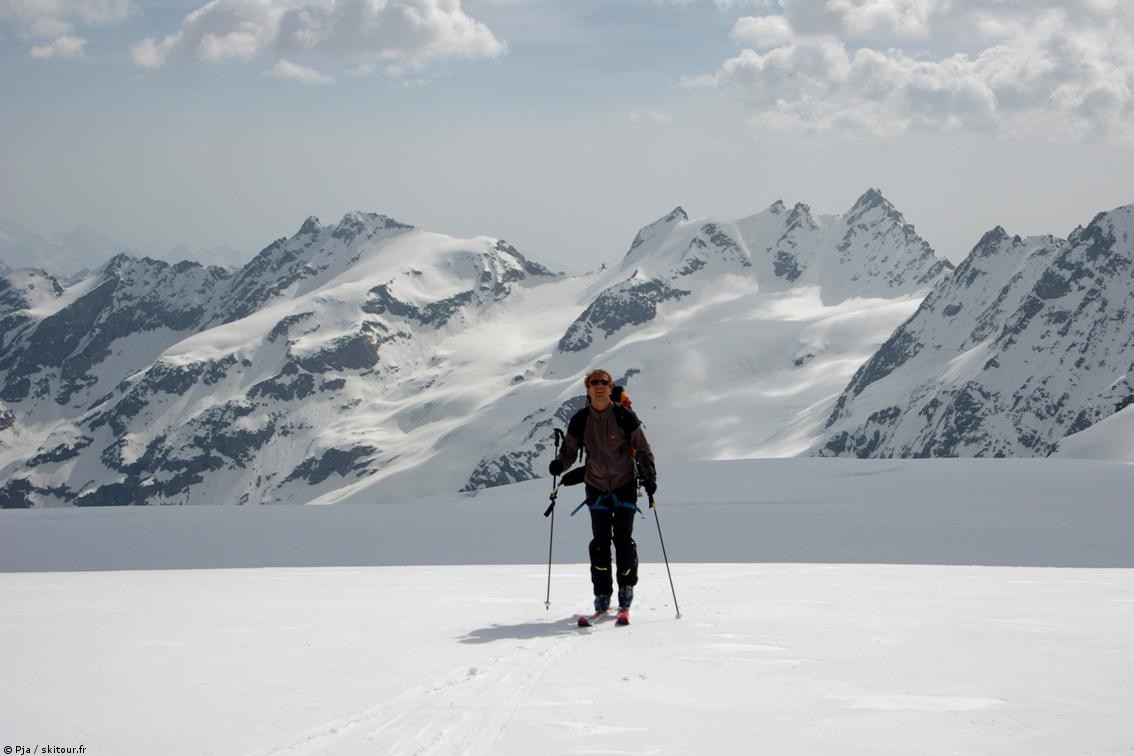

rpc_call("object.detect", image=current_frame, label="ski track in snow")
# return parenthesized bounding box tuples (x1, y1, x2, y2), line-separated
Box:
(251, 628, 574, 756)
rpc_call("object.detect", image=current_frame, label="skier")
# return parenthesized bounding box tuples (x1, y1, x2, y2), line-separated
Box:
(549, 368, 657, 625)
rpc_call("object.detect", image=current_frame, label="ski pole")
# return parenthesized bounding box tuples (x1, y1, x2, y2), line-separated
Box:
(544, 476, 558, 610)
(650, 494, 682, 619)
(543, 428, 565, 610)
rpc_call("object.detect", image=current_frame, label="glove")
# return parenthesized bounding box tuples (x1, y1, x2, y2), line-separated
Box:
(643, 479, 657, 497)
(561, 467, 586, 486)
(549, 459, 564, 476)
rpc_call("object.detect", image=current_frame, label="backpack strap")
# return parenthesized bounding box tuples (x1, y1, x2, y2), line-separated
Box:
(566, 408, 589, 464)
(611, 404, 641, 438)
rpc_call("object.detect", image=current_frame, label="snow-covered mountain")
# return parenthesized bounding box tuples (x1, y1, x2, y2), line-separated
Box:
(467, 189, 953, 489)
(817, 204, 1134, 458)
(12, 194, 1133, 507)
(0, 191, 956, 507)
(0, 211, 564, 507)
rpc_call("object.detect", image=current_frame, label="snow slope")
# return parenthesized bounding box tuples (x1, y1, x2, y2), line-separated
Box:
(1057, 403, 1134, 461)
(2, 459, 1133, 755)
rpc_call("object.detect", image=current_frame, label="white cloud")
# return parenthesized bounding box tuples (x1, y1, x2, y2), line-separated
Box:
(0, 0, 134, 30)
(824, 0, 933, 39)
(730, 14, 791, 50)
(270, 58, 335, 84)
(714, 0, 778, 10)
(1, 0, 133, 60)
(131, 0, 507, 76)
(29, 32, 86, 58)
(690, 1, 1134, 141)
(776, 0, 1132, 44)
(629, 108, 673, 125)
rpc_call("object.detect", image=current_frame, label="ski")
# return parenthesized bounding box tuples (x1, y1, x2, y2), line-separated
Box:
(615, 608, 630, 626)
(577, 609, 609, 627)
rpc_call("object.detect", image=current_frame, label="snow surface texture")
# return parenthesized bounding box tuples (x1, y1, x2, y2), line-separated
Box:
(2, 460, 1133, 755)
(4, 565, 1132, 756)
(0, 190, 957, 508)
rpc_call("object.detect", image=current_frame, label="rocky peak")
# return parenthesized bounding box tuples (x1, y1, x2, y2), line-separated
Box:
(971, 227, 1011, 257)
(331, 212, 414, 244)
(296, 216, 323, 238)
(1070, 205, 1134, 255)
(786, 202, 818, 231)
(100, 253, 201, 289)
(97, 253, 168, 285)
(846, 188, 892, 218)
(102, 252, 135, 275)
(841, 190, 913, 240)
(626, 206, 689, 255)
(332, 212, 367, 242)
(493, 240, 557, 278)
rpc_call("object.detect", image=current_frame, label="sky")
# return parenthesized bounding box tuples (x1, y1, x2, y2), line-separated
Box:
(2, 0, 1133, 273)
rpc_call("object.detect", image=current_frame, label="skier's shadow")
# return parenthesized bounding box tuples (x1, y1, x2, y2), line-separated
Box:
(458, 615, 587, 644)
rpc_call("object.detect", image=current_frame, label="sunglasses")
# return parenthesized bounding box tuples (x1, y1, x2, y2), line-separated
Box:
(588, 379, 611, 387)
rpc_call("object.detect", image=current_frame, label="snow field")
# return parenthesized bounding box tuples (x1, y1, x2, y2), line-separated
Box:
(2, 564, 1132, 755)
(3, 458, 1133, 754)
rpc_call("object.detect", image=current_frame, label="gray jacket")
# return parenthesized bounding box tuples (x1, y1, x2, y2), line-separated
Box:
(555, 405, 655, 492)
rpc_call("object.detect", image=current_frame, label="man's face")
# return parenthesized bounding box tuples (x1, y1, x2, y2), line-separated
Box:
(586, 374, 611, 403)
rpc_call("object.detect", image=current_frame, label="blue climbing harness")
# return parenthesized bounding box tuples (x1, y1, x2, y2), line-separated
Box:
(570, 490, 642, 517)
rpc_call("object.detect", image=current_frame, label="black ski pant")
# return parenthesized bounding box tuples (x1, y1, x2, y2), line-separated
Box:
(586, 483, 639, 597)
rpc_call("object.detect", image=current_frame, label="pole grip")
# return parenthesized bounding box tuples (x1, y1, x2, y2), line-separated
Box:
(545, 427, 565, 518)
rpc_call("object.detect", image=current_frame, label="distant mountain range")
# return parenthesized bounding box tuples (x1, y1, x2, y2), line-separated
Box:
(0, 219, 246, 277)
(1, 191, 1130, 508)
